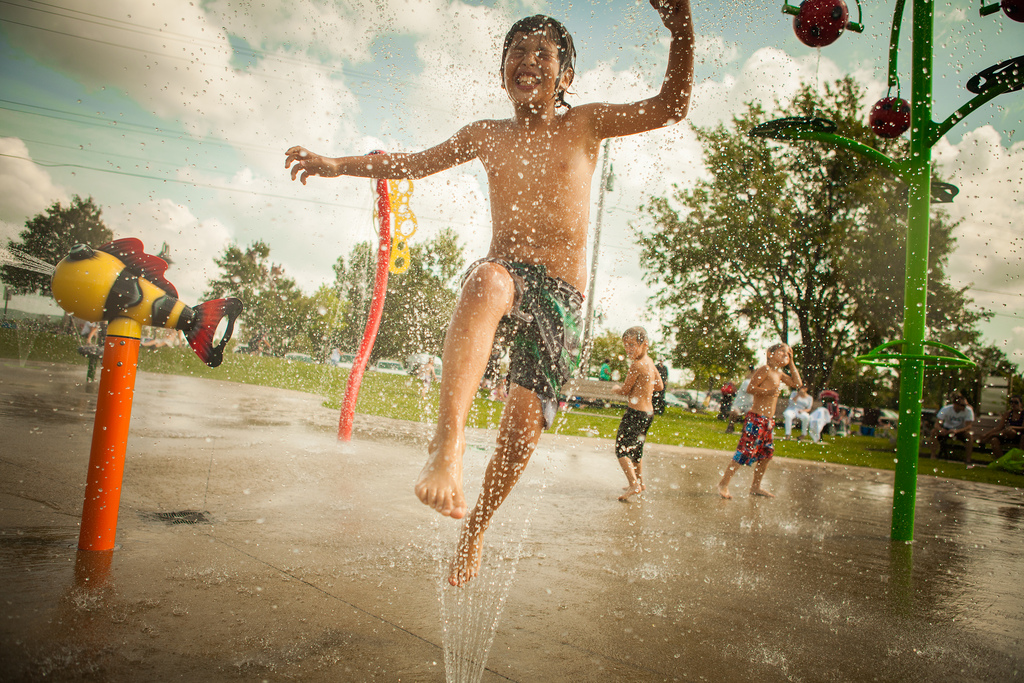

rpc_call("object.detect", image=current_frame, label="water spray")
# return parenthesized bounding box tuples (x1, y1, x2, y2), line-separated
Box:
(755, 0, 1022, 542)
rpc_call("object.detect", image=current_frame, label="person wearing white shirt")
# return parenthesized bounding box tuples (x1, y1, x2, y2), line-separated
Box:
(929, 391, 975, 463)
(783, 385, 813, 439)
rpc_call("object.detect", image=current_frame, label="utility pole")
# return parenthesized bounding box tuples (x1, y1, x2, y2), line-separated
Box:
(583, 139, 613, 350)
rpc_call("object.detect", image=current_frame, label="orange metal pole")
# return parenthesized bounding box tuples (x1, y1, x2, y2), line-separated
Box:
(78, 317, 141, 551)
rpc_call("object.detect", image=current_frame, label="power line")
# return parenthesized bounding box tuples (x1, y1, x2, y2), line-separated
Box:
(0, 0, 423, 95)
(967, 286, 1024, 298)
(0, 98, 281, 157)
(11, 135, 236, 176)
(0, 151, 481, 229)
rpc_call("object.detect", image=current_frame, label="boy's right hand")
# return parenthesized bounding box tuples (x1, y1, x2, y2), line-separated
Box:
(650, 0, 692, 35)
(285, 146, 331, 185)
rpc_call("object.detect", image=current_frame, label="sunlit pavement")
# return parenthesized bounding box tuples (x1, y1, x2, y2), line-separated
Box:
(1, 360, 1022, 682)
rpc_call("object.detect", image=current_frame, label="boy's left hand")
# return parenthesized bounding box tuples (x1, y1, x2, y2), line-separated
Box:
(650, 0, 692, 35)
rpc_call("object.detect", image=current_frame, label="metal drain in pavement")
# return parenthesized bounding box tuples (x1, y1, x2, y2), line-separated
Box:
(141, 510, 211, 525)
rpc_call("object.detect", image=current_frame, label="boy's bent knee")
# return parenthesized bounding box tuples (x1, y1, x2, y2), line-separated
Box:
(463, 262, 514, 302)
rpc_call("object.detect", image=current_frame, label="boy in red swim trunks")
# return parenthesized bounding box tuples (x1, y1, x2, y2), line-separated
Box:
(718, 343, 802, 499)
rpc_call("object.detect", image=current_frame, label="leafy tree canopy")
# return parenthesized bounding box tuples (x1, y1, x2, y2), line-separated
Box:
(638, 77, 992, 394)
(204, 241, 315, 355)
(2, 196, 113, 295)
(333, 228, 465, 363)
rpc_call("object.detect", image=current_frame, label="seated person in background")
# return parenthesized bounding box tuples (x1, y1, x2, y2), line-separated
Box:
(929, 391, 975, 464)
(808, 401, 832, 444)
(80, 320, 100, 345)
(978, 395, 1024, 460)
(782, 385, 813, 439)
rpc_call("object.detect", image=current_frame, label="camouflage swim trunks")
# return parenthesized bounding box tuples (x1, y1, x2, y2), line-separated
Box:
(463, 257, 584, 429)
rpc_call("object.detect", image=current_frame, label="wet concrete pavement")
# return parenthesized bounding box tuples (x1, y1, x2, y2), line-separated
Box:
(1, 360, 1022, 682)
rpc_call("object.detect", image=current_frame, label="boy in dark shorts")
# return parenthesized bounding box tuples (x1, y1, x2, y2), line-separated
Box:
(287, 1, 695, 584)
(613, 326, 664, 501)
(718, 343, 802, 499)
(466, 257, 584, 430)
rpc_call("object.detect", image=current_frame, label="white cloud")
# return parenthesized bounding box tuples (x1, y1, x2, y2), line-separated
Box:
(103, 199, 232, 304)
(0, 138, 67, 226)
(695, 34, 740, 69)
(2, 0, 361, 174)
(935, 127, 1024, 295)
(933, 127, 1024, 366)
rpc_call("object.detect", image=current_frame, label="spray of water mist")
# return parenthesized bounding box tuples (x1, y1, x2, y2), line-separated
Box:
(0, 247, 56, 277)
(435, 436, 546, 683)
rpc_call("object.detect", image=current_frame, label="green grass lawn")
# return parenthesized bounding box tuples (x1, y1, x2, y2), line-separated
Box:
(4, 328, 1022, 488)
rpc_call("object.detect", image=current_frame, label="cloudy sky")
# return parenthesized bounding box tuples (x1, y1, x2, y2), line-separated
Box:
(1, 0, 1021, 372)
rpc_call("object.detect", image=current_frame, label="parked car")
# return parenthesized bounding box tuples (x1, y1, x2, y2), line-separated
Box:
(670, 390, 719, 412)
(372, 359, 407, 375)
(328, 350, 356, 368)
(878, 408, 899, 429)
(663, 392, 688, 408)
(284, 352, 315, 364)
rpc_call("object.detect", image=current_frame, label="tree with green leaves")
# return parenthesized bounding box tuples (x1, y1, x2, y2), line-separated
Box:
(204, 241, 315, 355)
(638, 77, 989, 393)
(587, 330, 630, 380)
(332, 228, 465, 362)
(1, 196, 113, 295)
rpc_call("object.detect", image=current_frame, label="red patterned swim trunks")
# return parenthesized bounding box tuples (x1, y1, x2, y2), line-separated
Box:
(733, 411, 774, 466)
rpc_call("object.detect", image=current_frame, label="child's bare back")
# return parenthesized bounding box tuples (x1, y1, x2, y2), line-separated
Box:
(620, 354, 662, 414)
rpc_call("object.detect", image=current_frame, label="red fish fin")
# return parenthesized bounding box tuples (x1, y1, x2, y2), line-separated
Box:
(98, 238, 178, 298)
(186, 298, 243, 368)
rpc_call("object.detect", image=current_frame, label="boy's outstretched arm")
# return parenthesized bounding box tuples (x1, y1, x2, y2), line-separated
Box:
(586, 0, 695, 140)
(285, 122, 483, 184)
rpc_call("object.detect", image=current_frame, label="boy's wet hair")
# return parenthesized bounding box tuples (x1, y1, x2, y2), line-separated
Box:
(622, 326, 648, 344)
(501, 14, 576, 109)
(767, 343, 787, 355)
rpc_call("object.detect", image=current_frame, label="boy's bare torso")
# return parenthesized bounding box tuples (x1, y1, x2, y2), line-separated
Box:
(466, 113, 600, 291)
(748, 365, 785, 417)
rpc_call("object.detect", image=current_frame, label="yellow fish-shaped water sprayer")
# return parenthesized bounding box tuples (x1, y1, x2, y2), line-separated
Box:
(51, 238, 242, 368)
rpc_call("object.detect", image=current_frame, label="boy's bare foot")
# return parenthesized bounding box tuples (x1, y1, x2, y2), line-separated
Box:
(618, 484, 642, 502)
(415, 440, 466, 519)
(449, 525, 484, 587)
(750, 487, 775, 498)
(718, 483, 732, 499)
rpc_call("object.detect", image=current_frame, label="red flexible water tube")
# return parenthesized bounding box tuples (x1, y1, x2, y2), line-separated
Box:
(338, 170, 391, 441)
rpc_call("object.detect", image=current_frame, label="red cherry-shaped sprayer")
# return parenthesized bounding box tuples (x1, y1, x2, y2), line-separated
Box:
(869, 97, 912, 138)
(1002, 0, 1024, 23)
(794, 0, 849, 47)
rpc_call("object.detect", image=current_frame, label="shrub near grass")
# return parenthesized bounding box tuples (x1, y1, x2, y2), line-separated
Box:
(3, 330, 1022, 488)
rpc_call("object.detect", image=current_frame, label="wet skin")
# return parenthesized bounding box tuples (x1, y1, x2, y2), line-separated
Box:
(286, 0, 696, 581)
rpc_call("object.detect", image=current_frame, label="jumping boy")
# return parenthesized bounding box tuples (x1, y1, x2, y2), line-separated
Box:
(718, 343, 802, 499)
(613, 327, 664, 502)
(286, 0, 695, 585)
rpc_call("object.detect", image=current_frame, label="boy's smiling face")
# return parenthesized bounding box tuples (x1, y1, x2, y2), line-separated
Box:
(622, 336, 646, 361)
(502, 30, 573, 108)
